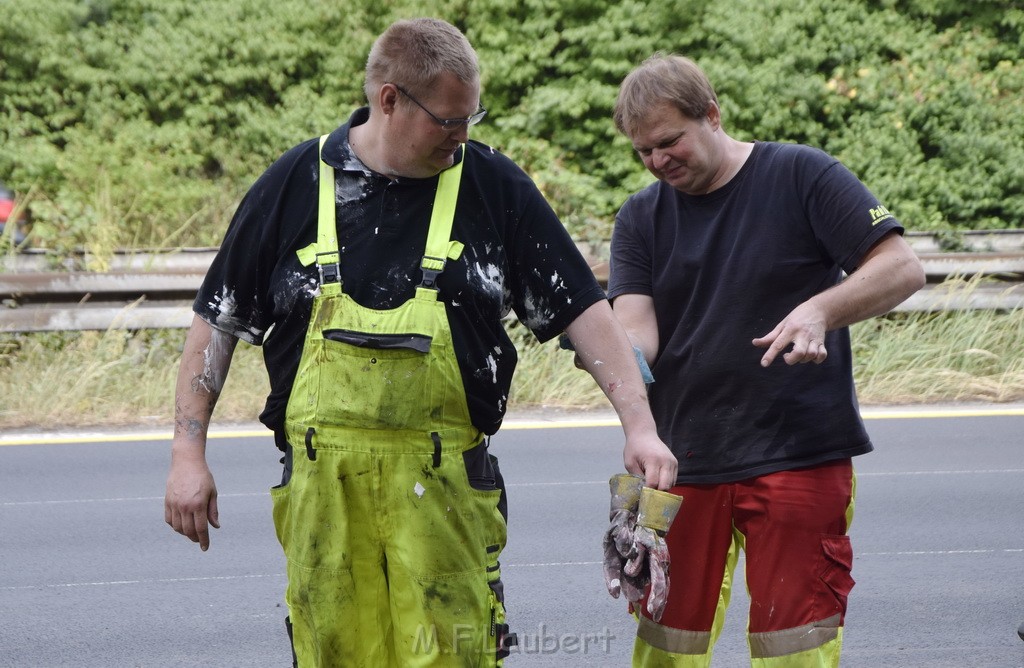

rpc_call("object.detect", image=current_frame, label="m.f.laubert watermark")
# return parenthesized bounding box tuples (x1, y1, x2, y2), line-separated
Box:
(413, 623, 617, 656)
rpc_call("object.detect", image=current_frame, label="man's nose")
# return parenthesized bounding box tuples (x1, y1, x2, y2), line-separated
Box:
(651, 148, 671, 169)
(450, 123, 470, 143)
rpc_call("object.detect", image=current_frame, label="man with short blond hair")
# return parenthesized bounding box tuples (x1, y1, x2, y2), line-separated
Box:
(608, 53, 925, 667)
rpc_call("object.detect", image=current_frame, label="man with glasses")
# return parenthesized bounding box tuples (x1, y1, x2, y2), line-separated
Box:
(164, 17, 676, 668)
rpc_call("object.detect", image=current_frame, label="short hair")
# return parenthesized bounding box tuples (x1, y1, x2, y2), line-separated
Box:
(614, 54, 719, 137)
(364, 18, 479, 103)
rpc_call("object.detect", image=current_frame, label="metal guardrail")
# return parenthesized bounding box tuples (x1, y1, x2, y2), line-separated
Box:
(2, 231, 1023, 333)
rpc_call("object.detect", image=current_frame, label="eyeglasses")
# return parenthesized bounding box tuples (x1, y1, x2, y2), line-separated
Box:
(391, 83, 487, 131)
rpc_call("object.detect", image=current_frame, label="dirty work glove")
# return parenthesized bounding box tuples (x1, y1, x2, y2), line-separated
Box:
(624, 487, 683, 622)
(602, 473, 644, 600)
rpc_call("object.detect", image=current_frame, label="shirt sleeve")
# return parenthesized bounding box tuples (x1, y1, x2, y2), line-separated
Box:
(607, 191, 655, 301)
(192, 143, 313, 345)
(503, 165, 606, 342)
(803, 152, 905, 274)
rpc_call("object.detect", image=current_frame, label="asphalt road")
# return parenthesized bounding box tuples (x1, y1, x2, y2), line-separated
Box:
(1, 408, 1022, 667)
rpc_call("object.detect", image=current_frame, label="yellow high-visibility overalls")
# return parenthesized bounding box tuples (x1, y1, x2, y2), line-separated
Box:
(272, 137, 510, 667)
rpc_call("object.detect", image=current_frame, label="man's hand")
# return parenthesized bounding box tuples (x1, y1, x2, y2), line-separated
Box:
(753, 233, 927, 368)
(623, 432, 677, 491)
(165, 454, 220, 551)
(752, 301, 828, 367)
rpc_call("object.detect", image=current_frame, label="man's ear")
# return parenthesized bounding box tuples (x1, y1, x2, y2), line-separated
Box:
(705, 101, 721, 131)
(378, 83, 400, 117)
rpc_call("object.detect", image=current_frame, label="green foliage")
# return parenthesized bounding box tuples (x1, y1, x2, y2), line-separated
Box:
(467, 0, 709, 241)
(821, 22, 1024, 230)
(0, 0, 1021, 258)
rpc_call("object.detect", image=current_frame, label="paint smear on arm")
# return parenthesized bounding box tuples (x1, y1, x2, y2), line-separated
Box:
(193, 327, 234, 396)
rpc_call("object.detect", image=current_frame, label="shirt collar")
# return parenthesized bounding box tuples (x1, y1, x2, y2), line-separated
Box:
(320, 107, 370, 172)
(320, 106, 467, 176)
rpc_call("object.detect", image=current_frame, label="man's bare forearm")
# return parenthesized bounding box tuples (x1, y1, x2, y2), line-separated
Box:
(610, 294, 659, 368)
(817, 232, 926, 331)
(565, 301, 657, 435)
(173, 316, 238, 456)
(565, 300, 677, 488)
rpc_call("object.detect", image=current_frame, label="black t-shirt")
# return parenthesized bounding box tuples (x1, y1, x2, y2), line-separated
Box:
(195, 108, 605, 435)
(609, 141, 904, 484)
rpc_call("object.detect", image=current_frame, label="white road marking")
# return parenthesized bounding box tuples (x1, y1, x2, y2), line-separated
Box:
(5, 548, 1021, 592)
(3, 469, 1022, 507)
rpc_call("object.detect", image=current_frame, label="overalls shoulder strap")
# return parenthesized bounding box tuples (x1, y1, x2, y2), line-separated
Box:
(419, 148, 466, 293)
(314, 134, 342, 294)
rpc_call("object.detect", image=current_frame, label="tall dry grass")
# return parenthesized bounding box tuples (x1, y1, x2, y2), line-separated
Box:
(852, 281, 1024, 404)
(1, 279, 1021, 430)
(0, 330, 268, 429)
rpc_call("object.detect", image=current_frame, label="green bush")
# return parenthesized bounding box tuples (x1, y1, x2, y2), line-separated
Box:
(0, 0, 1021, 259)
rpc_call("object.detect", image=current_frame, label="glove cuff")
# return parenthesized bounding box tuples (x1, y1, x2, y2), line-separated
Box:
(609, 473, 644, 513)
(637, 487, 683, 533)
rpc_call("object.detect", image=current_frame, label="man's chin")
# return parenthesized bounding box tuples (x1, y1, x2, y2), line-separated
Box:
(433, 152, 458, 171)
(664, 172, 704, 194)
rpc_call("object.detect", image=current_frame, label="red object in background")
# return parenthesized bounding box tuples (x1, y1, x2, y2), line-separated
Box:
(0, 181, 29, 246)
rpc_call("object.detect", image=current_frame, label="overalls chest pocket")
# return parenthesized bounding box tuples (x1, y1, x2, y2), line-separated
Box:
(324, 329, 433, 353)
(316, 327, 436, 429)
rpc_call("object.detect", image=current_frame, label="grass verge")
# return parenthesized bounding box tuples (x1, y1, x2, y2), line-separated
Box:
(1, 281, 1022, 430)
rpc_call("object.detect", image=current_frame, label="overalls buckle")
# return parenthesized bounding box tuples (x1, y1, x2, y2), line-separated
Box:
(318, 260, 341, 285)
(420, 255, 446, 289)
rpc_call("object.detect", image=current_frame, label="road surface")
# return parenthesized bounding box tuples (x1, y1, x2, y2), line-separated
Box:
(1, 406, 1022, 667)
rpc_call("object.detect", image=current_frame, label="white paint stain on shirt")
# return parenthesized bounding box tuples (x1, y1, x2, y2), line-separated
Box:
(336, 175, 371, 206)
(286, 271, 320, 300)
(550, 271, 567, 291)
(207, 288, 237, 322)
(521, 287, 555, 331)
(484, 354, 498, 384)
(470, 262, 505, 304)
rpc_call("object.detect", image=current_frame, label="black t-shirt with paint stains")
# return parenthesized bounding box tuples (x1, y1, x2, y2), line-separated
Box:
(609, 141, 904, 484)
(195, 108, 605, 435)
